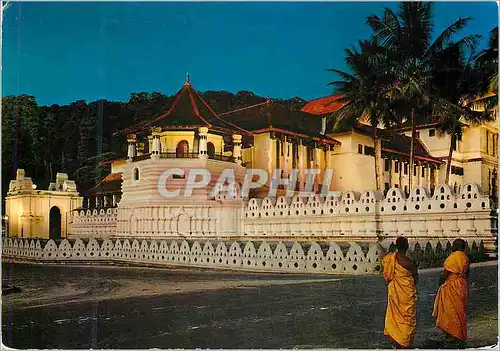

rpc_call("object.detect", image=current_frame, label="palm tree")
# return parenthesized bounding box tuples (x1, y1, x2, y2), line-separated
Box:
(472, 26, 498, 113)
(430, 43, 493, 185)
(328, 40, 396, 191)
(366, 2, 481, 192)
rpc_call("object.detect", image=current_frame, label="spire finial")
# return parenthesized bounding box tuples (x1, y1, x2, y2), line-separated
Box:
(185, 72, 190, 85)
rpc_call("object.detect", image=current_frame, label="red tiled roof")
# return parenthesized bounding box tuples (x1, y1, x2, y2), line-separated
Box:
(219, 100, 341, 145)
(86, 173, 123, 195)
(102, 172, 122, 184)
(98, 158, 127, 166)
(115, 78, 249, 136)
(301, 94, 347, 115)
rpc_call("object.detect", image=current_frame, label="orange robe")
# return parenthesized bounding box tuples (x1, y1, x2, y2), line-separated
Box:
(432, 251, 469, 341)
(382, 252, 417, 347)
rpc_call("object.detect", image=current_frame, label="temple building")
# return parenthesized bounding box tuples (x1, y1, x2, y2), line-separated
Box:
(79, 79, 499, 209)
(5, 77, 498, 246)
(5, 170, 81, 239)
(302, 95, 499, 196)
(4, 77, 497, 274)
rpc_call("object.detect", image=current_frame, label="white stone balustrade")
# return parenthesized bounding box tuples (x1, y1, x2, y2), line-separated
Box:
(70, 208, 118, 238)
(1, 237, 387, 275)
(243, 183, 497, 255)
(65, 182, 496, 257)
(2, 236, 491, 275)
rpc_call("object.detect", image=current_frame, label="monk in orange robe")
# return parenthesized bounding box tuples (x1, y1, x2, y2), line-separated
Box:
(433, 239, 470, 347)
(382, 237, 418, 349)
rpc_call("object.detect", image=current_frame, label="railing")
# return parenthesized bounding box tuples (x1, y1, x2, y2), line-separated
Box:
(160, 151, 199, 159)
(132, 150, 235, 163)
(210, 154, 235, 162)
(132, 154, 151, 162)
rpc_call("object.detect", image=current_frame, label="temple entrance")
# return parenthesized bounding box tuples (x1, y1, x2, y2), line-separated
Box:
(207, 142, 215, 158)
(176, 140, 189, 157)
(49, 206, 61, 240)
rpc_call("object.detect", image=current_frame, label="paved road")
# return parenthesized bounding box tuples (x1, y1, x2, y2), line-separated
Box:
(2, 262, 498, 349)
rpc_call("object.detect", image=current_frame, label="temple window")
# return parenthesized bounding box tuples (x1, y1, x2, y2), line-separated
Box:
(364, 146, 375, 156)
(176, 140, 189, 157)
(134, 168, 139, 181)
(357, 144, 363, 154)
(207, 142, 216, 158)
(384, 159, 391, 172)
(493, 134, 497, 157)
(486, 131, 490, 154)
(306, 145, 314, 165)
(292, 143, 298, 168)
(429, 129, 435, 137)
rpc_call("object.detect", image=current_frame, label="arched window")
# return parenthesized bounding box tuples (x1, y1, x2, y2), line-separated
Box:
(207, 142, 216, 158)
(176, 140, 189, 158)
(134, 168, 139, 181)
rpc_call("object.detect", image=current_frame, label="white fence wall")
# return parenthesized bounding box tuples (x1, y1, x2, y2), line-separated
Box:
(71, 208, 118, 238)
(2, 237, 490, 275)
(243, 184, 497, 252)
(2, 238, 386, 275)
(66, 183, 496, 256)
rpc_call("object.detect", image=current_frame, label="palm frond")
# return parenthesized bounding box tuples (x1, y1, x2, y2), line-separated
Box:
(427, 17, 472, 57)
(366, 9, 402, 50)
(327, 68, 356, 82)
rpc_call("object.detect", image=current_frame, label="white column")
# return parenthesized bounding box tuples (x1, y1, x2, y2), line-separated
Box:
(282, 136, 288, 176)
(313, 145, 320, 192)
(127, 134, 137, 161)
(198, 127, 208, 159)
(417, 164, 422, 188)
(232, 134, 242, 165)
(151, 127, 162, 160)
(321, 117, 327, 135)
(298, 141, 305, 191)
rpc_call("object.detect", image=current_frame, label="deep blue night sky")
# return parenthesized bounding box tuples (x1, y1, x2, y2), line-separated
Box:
(2, 2, 498, 106)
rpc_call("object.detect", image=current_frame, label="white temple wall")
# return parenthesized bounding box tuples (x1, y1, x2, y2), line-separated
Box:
(68, 182, 497, 258)
(1, 237, 387, 275)
(120, 158, 246, 205)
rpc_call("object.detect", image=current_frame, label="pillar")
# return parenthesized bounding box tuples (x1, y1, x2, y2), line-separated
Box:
(314, 145, 320, 191)
(127, 134, 137, 161)
(282, 136, 288, 176)
(151, 127, 162, 159)
(298, 140, 305, 191)
(232, 134, 242, 165)
(417, 163, 422, 188)
(435, 166, 440, 187)
(198, 127, 208, 159)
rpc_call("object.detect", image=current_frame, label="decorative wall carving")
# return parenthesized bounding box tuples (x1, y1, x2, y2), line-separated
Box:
(2, 237, 489, 275)
(66, 183, 496, 257)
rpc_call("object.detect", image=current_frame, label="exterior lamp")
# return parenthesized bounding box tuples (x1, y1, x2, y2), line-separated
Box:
(32, 184, 37, 190)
